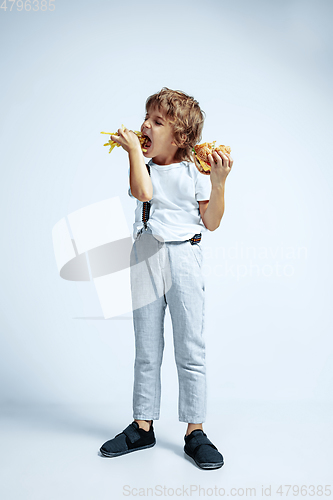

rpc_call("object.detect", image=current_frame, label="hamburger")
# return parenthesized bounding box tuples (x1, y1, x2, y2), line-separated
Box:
(193, 141, 231, 175)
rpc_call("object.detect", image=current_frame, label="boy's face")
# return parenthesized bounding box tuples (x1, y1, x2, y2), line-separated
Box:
(140, 105, 179, 165)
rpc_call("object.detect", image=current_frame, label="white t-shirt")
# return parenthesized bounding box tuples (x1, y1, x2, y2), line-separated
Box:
(128, 159, 212, 242)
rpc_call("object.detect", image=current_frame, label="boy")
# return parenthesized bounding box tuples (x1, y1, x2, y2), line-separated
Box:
(100, 88, 233, 469)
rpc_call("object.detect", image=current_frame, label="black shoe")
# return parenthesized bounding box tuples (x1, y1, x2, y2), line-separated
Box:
(100, 421, 156, 458)
(184, 429, 224, 469)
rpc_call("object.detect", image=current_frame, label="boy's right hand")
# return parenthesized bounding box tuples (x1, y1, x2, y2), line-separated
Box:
(110, 127, 141, 154)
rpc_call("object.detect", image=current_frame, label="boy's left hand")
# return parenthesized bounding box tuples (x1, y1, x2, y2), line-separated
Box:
(208, 151, 233, 186)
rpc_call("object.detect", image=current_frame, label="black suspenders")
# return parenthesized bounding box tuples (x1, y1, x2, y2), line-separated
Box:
(142, 164, 151, 231)
(141, 163, 202, 245)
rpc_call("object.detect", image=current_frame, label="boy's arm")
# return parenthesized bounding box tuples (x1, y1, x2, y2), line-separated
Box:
(200, 182, 225, 231)
(110, 128, 153, 202)
(129, 145, 153, 202)
(200, 149, 233, 231)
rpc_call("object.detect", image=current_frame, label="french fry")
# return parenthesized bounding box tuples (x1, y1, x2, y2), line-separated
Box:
(100, 127, 147, 154)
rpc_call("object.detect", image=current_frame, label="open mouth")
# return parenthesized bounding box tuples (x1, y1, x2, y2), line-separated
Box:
(143, 135, 152, 149)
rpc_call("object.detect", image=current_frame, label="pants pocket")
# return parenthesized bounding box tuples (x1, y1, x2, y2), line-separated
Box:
(189, 242, 203, 270)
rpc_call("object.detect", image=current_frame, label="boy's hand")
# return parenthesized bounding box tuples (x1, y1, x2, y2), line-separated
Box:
(110, 127, 141, 154)
(208, 150, 233, 186)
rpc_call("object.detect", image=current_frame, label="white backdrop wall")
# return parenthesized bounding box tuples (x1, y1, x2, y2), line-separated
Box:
(0, 0, 332, 412)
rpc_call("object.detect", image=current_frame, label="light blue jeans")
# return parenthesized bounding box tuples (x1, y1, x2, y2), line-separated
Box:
(130, 226, 207, 424)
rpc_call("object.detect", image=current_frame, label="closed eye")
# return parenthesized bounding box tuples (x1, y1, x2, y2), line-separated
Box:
(144, 114, 163, 126)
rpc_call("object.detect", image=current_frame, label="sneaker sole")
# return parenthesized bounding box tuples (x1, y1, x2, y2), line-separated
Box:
(100, 440, 156, 458)
(184, 448, 224, 470)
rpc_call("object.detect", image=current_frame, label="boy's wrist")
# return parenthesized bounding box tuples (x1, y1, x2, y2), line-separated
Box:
(211, 179, 226, 190)
(128, 143, 143, 155)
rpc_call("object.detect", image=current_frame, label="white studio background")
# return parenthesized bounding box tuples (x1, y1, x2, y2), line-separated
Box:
(0, 0, 332, 497)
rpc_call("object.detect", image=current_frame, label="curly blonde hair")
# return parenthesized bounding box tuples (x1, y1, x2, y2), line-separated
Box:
(145, 87, 205, 163)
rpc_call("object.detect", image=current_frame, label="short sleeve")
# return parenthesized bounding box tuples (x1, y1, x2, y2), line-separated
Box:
(195, 168, 211, 201)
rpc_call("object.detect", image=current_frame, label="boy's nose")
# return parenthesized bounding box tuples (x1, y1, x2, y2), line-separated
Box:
(142, 121, 151, 134)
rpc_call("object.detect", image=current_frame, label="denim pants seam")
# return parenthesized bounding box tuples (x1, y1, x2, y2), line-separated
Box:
(153, 329, 163, 416)
(134, 414, 160, 420)
(179, 416, 205, 423)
